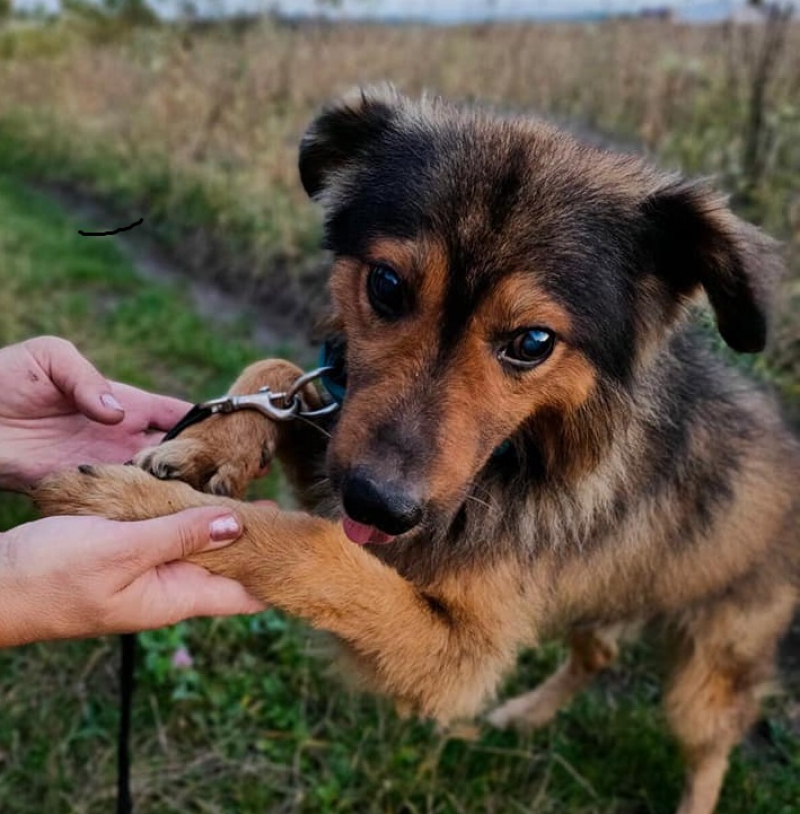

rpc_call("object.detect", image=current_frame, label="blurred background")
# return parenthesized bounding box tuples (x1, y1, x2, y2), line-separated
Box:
(0, 1, 798, 812)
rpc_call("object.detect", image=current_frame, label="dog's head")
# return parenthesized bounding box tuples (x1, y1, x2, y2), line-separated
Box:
(299, 87, 783, 545)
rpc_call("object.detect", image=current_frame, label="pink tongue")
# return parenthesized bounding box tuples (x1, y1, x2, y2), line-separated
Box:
(343, 516, 396, 546)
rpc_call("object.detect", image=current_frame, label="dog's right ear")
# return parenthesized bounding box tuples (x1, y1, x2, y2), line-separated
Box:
(299, 87, 401, 199)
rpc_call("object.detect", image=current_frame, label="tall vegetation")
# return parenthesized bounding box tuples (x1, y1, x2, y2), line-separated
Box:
(0, 16, 797, 380)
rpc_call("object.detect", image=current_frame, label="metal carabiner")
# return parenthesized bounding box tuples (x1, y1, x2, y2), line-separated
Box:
(286, 365, 341, 419)
(197, 389, 300, 422)
(194, 364, 341, 424)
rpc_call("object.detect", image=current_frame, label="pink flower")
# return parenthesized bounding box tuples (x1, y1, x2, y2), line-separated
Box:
(171, 646, 194, 669)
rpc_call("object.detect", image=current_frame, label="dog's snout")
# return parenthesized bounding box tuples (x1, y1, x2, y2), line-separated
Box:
(341, 469, 423, 536)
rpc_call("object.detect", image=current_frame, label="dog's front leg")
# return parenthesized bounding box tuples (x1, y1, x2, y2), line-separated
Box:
(201, 511, 523, 721)
(136, 359, 329, 500)
(35, 464, 527, 723)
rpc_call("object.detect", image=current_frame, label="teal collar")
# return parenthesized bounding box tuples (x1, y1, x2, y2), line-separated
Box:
(319, 339, 348, 406)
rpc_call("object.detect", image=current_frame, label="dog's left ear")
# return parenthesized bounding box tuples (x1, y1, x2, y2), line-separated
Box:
(643, 180, 784, 353)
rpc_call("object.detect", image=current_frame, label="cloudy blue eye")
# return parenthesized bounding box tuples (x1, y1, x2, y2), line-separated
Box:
(501, 328, 556, 368)
(367, 264, 406, 318)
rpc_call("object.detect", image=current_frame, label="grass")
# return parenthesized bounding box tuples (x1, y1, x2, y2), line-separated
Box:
(0, 174, 798, 813)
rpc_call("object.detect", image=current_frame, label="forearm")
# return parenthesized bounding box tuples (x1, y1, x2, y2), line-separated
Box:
(0, 533, 64, 646)
(0, 586, 37, 648)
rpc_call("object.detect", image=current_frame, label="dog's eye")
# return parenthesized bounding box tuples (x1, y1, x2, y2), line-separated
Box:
(500, 329, 555, 368)
(367, 264, 406, 318)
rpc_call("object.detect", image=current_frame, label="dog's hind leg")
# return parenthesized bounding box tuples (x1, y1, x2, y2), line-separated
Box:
(486, 625, 623, 731)
(664, 586, 796, 814)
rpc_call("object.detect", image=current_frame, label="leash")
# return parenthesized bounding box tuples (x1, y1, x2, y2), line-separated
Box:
(117, 633, 136, 814)
(115, 350, 342, 813)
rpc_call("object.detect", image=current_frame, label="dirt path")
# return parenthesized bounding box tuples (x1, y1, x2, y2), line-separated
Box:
(42, 183, 316, 364)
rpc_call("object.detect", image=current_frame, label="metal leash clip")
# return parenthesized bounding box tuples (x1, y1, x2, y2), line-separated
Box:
(196, 365, 341, 423)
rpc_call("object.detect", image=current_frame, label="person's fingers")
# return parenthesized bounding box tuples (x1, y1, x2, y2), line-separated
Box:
(114, 507, 244, 573)
(146, 562, 266, 622)
(26, 336, 125, 425)
(110, 383, 191, 432)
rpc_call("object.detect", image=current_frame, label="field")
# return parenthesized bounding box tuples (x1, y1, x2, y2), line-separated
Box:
(0, 10, 799, 814)
(0, 15, 798, 386)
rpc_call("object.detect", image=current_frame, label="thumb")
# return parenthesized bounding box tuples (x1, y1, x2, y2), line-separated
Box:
(119, 507, 243, 573)
(30, 336, 125, 424)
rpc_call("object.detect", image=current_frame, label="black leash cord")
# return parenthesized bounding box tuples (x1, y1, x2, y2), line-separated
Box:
(161, 404, 216, 443)
(118, 632, 136, 814)
(117, 403, 208, 814)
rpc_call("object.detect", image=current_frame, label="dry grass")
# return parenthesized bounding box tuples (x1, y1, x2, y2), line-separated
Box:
(3, 19, 799, 145)
(0, 17, 798, 371)
(0, 19, 798, 372)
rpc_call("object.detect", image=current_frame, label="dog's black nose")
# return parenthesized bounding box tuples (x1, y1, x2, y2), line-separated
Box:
(341, 469, 423, 536)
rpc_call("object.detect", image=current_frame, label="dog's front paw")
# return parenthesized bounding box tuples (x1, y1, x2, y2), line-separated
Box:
(34, 464, 166, 521)
(137, 359, 321, 499)
(136, 411, 275, 499)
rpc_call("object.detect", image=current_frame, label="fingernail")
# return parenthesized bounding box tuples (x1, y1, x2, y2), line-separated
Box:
(101, 393, 125, 413)
(209, 514, 241, 543)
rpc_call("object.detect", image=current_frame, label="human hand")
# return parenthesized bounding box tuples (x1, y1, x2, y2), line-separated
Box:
(0, 507, 265, 647)
(0, 336, 190, 491)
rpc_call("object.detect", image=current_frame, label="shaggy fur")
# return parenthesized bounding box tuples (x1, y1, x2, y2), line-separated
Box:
(35, 88, 800, 814)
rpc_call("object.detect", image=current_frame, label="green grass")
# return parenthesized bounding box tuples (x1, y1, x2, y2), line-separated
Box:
(0, 175, 798, 813)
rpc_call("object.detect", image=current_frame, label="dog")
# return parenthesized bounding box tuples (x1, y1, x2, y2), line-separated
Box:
(35, 88, 800, 814)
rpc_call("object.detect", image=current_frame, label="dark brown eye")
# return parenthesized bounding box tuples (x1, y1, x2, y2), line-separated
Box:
(500, 328, 555, 368)
(367, 264, 406, 319)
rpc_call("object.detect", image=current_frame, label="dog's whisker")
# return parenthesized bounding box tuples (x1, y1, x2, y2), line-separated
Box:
(294, 415, 333, 439)
(464, 494, 495, 512)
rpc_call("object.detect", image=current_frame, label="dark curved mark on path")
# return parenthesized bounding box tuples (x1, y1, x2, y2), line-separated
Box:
(79, 218, 143, 237)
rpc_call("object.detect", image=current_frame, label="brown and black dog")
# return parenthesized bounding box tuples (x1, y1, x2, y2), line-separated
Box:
(36, 88, 800, 814)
